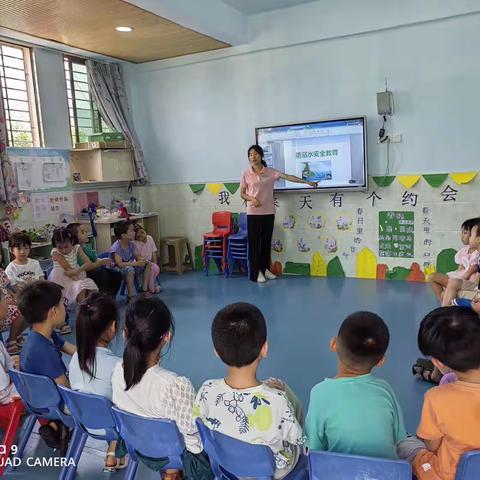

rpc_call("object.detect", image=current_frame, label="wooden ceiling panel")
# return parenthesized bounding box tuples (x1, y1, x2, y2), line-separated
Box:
(0, 0, 230, 63)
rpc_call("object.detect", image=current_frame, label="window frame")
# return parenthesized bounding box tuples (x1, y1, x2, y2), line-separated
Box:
(0, 41, 42, 147)
(64, 55, 106, 146)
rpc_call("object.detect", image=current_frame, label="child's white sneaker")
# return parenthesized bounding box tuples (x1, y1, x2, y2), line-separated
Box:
(265, 269, 277, 280)
(257, 272, 267, 283)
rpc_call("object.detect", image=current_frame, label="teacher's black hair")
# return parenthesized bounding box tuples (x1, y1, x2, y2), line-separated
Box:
(248, 144, 267, 167)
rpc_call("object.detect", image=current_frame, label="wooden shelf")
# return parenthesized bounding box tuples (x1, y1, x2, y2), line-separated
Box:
(71, 149, 135, 183)
(72, 180, 133, 191)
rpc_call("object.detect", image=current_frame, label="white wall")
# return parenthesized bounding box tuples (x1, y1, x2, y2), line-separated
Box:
(124, 3, 480, 185)
(34, 48, 72, 149)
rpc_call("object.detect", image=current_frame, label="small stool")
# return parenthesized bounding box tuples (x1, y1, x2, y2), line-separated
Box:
(160, 236, 194, 275)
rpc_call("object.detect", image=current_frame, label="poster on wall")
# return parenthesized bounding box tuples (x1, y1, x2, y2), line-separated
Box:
(7, 148, 71, 192)
(31, 192, 71, 223)
(378, 211, 414, 258)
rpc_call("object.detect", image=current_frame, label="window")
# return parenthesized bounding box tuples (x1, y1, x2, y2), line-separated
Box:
(0, 42, 40, 147)
(64, 56, 110, 146)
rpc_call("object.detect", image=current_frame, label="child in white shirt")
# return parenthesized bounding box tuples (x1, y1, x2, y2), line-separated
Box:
(68, 293, 124, 472)
(194, 302, 304, 479)
(112, 295, 211, 480)
(5, 232, 44, 288)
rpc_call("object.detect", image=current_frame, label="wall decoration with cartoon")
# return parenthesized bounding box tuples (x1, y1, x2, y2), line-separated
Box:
(154, 173, 480, 281)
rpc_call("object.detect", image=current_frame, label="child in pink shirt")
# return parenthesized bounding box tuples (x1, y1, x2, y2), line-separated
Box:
(428, 218, 479, 303)
(442, 222, 480, 306)
(134, 225, 162, 293)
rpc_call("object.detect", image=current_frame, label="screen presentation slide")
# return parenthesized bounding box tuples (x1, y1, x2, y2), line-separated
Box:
(284, 136, 352, 188)
(257, 118, 366, 191)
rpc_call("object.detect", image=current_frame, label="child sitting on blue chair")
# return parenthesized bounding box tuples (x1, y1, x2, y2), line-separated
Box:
(18, 281, 77, 454)
(110, 221, 151, 302)
(194, 302, 304, 479)
(408, 307, 480, 479)
(305, 312, 408, 460)
(112, 295, 212, 480)
(68, 292, 125, 472)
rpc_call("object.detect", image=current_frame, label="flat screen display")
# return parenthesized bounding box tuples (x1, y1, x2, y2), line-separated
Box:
(255, 116, 368, 192)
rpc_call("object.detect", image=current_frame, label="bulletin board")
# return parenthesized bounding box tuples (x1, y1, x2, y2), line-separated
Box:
(8, 148, 71, 192)
(378, 211, 414, 258)
(6, 148, 74, 230)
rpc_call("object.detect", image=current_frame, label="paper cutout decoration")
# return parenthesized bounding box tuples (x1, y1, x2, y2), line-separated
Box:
(436, 248, 457, 274)
(189, 184, 205, 194)
(224, 183, 240, 195)
(450, 172, 477, 185)
(386, 266, 411, 280)
(272, 239, 283, 253)
(327, 256, 345, 278)
(271, 261, 283, 276)
(397, 175, 421, 189)
(308, 215, 324, 229)
(336, 216, 351, 231)
(424, 264, 436, 278)
(311, 252, 327, 277)
(207, 183, 223, 195)
(407, 263, 425, 282)
(356, 248, 377, 279)
(372, 176, 396, 187)
(377, 264, 388, 280)
(422, 174, 448, 188)
(297, 238, 310, 252)
(282, 216, 296, 229)
(283, 262, 310, 276)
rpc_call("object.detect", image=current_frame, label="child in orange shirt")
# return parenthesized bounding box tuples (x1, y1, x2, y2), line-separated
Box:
(412, 306, 480, 480)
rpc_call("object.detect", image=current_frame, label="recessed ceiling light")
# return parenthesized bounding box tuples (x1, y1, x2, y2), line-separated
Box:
(116, 26, 133, 32)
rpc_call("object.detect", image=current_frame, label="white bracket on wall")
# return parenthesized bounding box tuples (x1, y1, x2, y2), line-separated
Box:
(378, 133, 402, 144)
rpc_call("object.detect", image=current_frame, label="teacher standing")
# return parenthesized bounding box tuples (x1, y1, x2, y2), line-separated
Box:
(240, 144, 318, 283)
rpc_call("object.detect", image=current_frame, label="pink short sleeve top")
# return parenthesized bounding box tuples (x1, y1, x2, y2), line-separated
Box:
(135, 235, 157, 261)
(240, 166, 281, 215)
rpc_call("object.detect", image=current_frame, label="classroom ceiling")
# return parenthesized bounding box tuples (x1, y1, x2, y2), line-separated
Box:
(220, 0, 317, 14)
(0, 0, 230, 63)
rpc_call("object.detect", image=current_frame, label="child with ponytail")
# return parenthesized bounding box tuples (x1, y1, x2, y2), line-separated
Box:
(111, 295, 212, 480)
(68, 293, 124, 472)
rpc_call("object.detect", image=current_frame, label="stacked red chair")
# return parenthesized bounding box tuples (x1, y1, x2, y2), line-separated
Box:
(203, 211, 233, 275)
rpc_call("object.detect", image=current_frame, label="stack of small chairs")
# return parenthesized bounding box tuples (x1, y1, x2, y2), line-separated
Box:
(225, 212, 249, 278)
(203, 211, 233, 275)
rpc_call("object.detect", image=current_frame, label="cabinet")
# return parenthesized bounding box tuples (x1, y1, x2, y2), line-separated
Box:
(71, 149, 135, 183)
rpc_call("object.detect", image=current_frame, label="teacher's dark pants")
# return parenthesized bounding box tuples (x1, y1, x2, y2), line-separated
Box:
(247, 214, 275, 282)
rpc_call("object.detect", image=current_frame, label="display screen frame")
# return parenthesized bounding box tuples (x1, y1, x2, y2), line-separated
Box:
(255, 115, 368, 193)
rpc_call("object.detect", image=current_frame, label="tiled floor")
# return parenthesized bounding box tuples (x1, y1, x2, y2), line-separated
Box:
(8, 272, 437, 478)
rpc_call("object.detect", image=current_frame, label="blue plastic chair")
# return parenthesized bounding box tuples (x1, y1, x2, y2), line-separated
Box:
(308, 450, 412, 480)
(204, 238, 227, 276)
(231, 213, 247, 239)
(57, 386, 120, 480)
(196, 419, 308, 480)
(225, 241, 249, 278)
(8, 369, 76, 478)
(111, 406, 185, 480)
(456, 450, 480, 479)
(225, 213, 249, 278)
